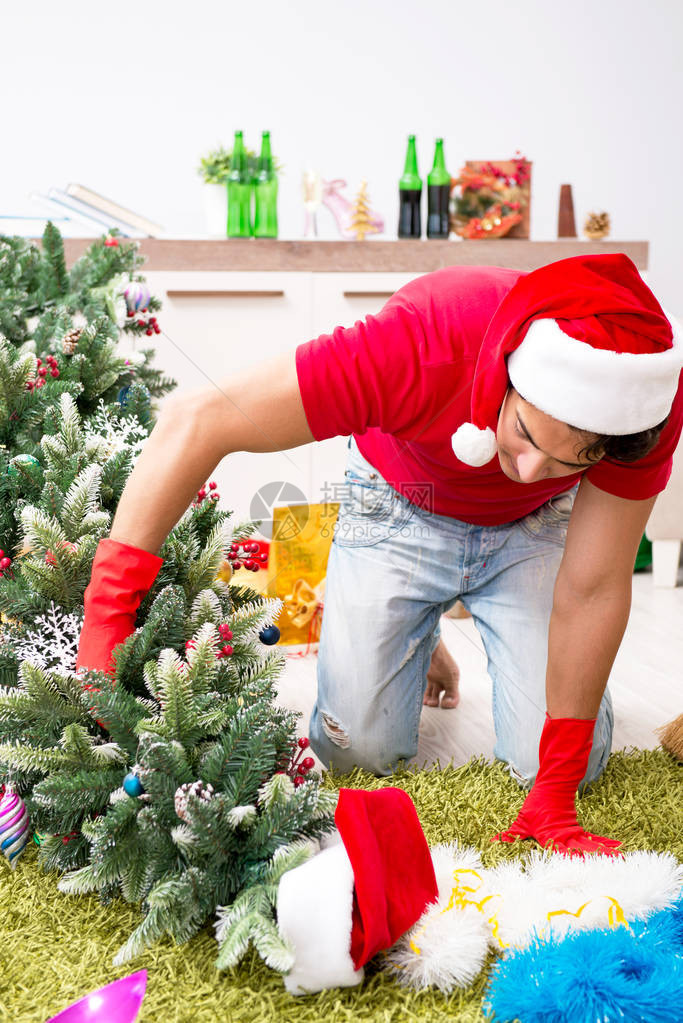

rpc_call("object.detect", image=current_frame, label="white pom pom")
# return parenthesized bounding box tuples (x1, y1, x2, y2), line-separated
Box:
(451, 424, 498, 467)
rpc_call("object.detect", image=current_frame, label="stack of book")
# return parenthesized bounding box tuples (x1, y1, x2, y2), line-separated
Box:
(1, 185, 164, 238)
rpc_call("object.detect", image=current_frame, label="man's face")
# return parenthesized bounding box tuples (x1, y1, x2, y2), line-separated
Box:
(496, 387, 603, 484)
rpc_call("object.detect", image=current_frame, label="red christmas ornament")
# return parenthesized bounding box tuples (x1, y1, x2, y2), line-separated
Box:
(104, 235, 119, 247)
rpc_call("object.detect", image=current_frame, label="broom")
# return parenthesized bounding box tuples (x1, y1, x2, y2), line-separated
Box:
(656, 713, 683, 761)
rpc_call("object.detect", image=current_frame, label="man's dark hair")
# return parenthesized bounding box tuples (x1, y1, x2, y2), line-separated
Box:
(571, 417, 669, 465)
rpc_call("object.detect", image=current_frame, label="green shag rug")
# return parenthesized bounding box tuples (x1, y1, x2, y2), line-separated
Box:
(1, 749, 681, 1023)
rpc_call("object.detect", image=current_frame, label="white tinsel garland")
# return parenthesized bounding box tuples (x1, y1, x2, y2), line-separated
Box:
(381, 844, 683, 993)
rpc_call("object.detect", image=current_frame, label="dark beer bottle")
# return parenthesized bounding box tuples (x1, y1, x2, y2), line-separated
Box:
(398, 135, 422, 238)
(253, 131, 278, 238)
(227, 130, 252, 238)
(427, 138, 451, 239)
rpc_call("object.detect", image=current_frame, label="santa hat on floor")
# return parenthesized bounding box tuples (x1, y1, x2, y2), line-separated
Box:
(451, 253, 683, 467)
(276, 787, 438, 995)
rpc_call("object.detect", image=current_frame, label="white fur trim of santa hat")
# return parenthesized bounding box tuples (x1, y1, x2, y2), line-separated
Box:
(276, 836, 364, 995)
(507, 311, 683, 436)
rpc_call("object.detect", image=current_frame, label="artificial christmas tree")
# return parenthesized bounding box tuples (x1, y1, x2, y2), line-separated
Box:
(0, 223, 175, 561)
(0, 393, 334, 968)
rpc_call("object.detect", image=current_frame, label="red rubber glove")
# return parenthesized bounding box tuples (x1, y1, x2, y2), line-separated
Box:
(493, 713, 622, 855)
(76, 537, 164, 676)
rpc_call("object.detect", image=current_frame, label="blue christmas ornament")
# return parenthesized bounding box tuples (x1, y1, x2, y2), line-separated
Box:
(117, 385, 131, 407)
(123, 772, 144, 798)
(259, 625, 280, 645)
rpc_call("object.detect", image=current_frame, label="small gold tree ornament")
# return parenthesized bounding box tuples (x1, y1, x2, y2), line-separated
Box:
(350, 180, 379, 240)
(583, 210, 611, 240)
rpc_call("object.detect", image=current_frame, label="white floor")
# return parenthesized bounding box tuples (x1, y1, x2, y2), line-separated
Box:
(276, 566, 683, 772)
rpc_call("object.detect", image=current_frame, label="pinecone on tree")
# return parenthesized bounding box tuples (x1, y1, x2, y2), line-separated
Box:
(174, 780, 215, 822)
(62, 327, 82, 355)
(583, 210, 610, 240)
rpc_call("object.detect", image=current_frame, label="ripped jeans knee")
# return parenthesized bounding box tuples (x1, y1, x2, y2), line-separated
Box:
(320, 711, 351, 749)
(308, 703, 416, 777)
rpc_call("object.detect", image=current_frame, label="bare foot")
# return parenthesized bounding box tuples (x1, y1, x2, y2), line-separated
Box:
(424, 637, 460, 709)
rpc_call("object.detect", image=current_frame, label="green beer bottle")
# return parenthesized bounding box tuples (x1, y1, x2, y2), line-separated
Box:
(398, 134, 422, 238)
(253, 130, 278, 238)
(427, 138, 451, 239)
(227, 130, 252, 238)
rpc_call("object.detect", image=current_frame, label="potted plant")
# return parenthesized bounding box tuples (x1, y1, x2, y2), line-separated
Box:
(198, 147, 234, 237)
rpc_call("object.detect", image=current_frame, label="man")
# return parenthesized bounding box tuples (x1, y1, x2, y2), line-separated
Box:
(76, 253, 683, 855)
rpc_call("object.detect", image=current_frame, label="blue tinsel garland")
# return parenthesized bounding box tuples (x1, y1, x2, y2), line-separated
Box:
(485, 898, 683, 1023)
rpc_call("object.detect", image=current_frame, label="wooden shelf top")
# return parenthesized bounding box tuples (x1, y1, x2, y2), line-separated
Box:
(61, 238, 648, 273)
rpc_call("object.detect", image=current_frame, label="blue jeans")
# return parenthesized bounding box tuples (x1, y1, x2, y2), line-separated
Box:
(309, 435, 613, 789)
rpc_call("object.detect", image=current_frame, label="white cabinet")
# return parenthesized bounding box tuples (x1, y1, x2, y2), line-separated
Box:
(137, 269, 422, 523)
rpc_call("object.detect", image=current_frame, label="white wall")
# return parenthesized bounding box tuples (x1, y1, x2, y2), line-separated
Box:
(2, 0, 681, 307)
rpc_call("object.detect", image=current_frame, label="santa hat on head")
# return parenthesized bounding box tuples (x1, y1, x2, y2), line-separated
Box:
(451, 253, 683, 467)
(276, 786, 438, 995)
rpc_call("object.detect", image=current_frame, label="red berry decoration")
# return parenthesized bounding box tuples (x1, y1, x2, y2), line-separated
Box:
(36, 379, 46, 388)
(37, 367, 47, 377)
(232, 560, 243, 570)
(218, 624, 233, 640)
(127, 310, 135, 318)
(293, 775, 305, 788)
(0, 557, 11, 570)
(302, 757, 315, 771)
(297, 737, 310, 750)
(36, 358, 42, 367)
(50, 369, 60, 378)
(220, 644, 233, 658)
(104, 235, 119, 247)
(259, 553, 268, 562)
(209, 481, 218, 490)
